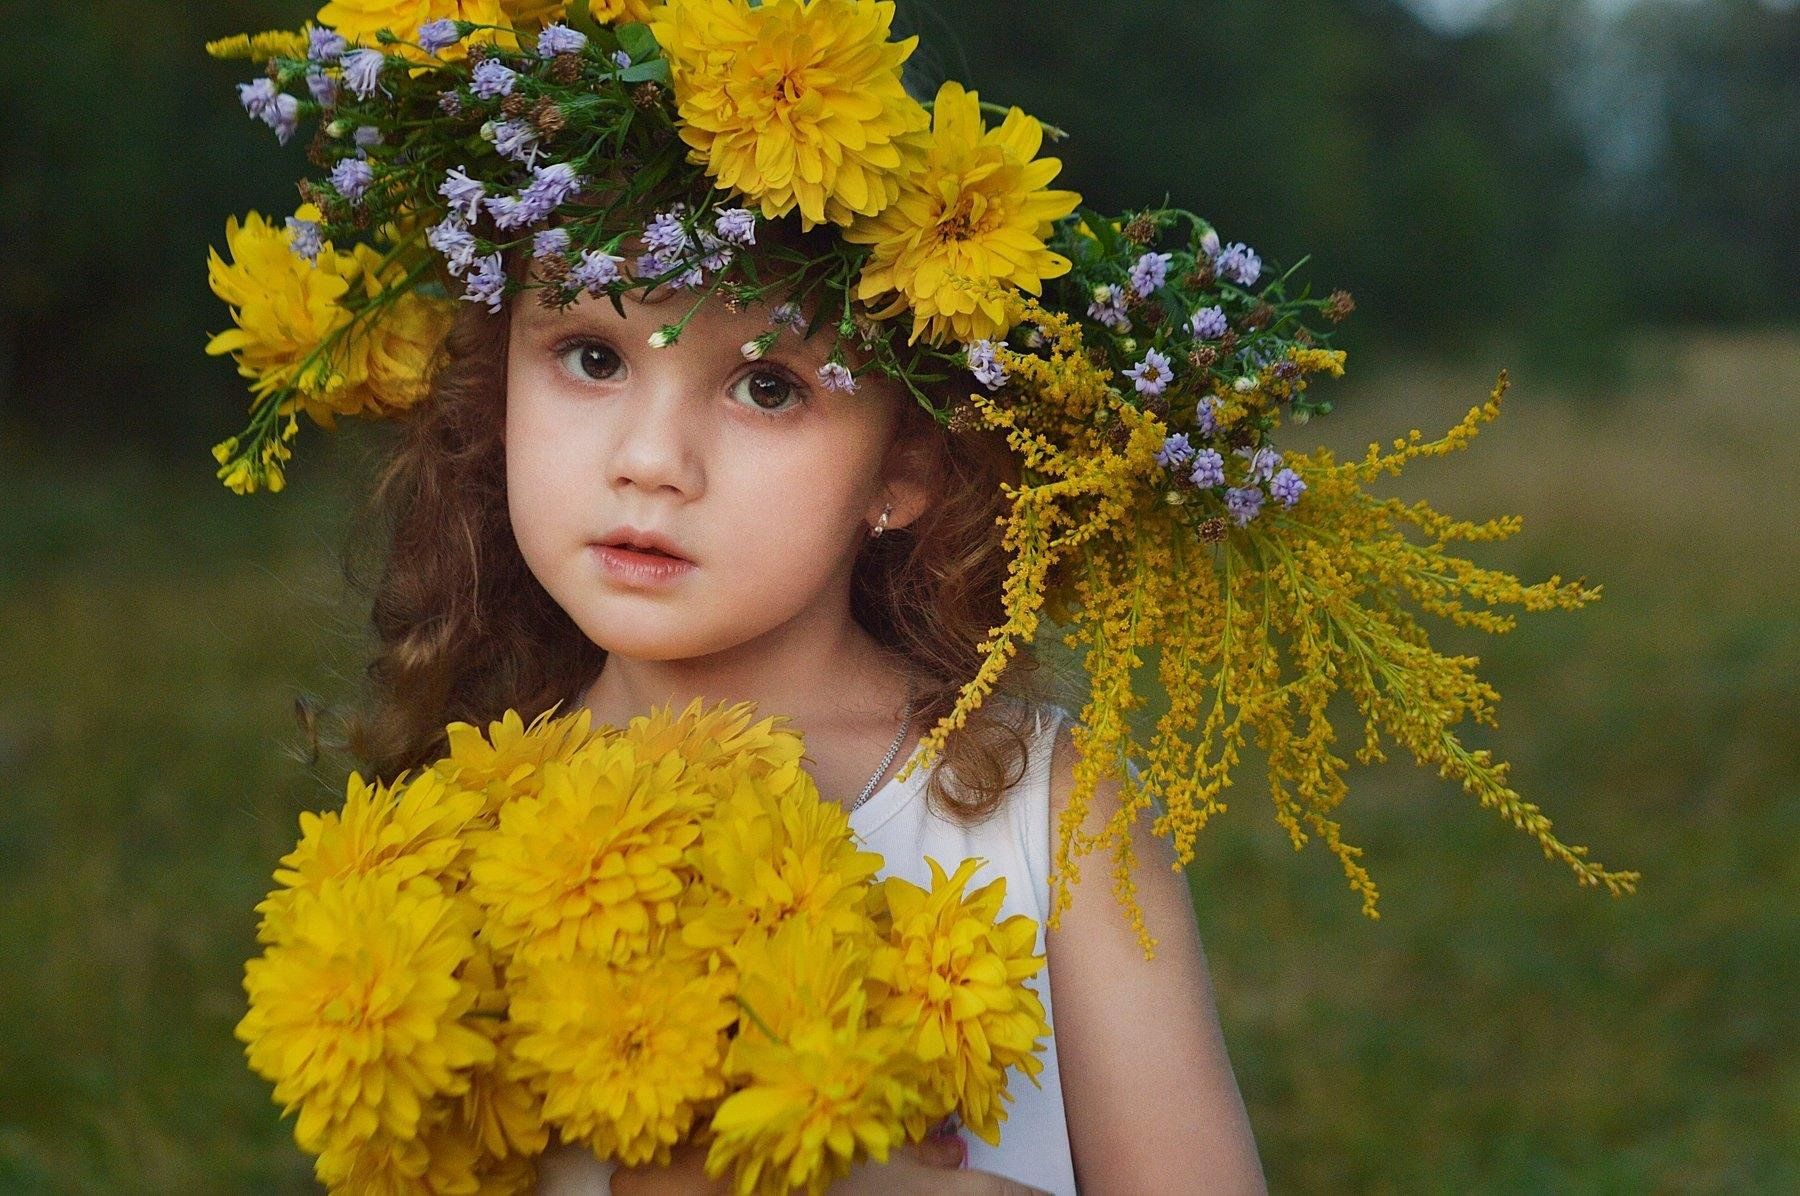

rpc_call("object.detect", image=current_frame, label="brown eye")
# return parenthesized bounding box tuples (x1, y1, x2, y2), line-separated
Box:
(559, 341, 624, 381)
(731, 369, 802, 413)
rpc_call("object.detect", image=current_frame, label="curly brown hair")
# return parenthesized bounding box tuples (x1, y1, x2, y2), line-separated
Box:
(346, 289, 1060, 823)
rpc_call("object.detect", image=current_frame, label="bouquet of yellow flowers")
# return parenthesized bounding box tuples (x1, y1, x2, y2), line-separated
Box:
(238, 700, 1050, 1194)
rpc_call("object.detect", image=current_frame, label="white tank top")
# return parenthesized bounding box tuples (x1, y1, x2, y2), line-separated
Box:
(850, 699, 1079, 1196)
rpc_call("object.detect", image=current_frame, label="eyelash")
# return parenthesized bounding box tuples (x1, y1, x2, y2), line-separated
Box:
(548, 336, 810, 418)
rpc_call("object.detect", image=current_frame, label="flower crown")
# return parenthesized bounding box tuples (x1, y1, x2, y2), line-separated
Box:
(206, 0, 1635, 945)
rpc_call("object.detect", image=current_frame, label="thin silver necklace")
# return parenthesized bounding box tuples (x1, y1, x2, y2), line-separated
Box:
(846, 677, 918, 815)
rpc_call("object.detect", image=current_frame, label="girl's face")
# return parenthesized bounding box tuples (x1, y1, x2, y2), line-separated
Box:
(505, 283, 927, 663)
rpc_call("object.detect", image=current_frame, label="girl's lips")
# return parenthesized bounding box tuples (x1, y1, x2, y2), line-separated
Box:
(590, 543, 697, 586)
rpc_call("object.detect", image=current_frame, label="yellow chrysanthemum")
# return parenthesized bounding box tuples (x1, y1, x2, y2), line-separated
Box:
(315, 0, 519, 61)
(707, 920, 925, 1196)
(434, 705, 595, 818)
(577, 0, 659, 22)
(510, 953, 734, 1167)
(237, 873, 495, 1159)
(205, 205, 362, 407)
(847, 80, 1081, 345)
(320, 243, 455, 423)
(257, 770, 483, 944)
(609, 698, 808, 800)
(457, 948, 550, 1163)
(870, 856, 1049, 1145)
(681, 765, 883, 954)
(469, 740, 709, 966)
(648, 0, 929, 230)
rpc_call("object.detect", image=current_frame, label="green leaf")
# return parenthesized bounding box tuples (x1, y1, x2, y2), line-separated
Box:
(617, 22, 659, 60)
(618, 59, 670, 85)
(566, 0, 606, 38)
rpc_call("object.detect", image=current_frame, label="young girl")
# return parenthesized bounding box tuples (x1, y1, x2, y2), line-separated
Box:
(347, 259, 1266, 1193)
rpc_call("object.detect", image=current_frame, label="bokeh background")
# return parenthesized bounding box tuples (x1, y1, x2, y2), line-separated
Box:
(3, 0, 1796, 1190)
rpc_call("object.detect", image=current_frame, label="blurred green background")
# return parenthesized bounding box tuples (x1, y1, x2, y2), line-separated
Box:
(2, 0, 1795, 1191)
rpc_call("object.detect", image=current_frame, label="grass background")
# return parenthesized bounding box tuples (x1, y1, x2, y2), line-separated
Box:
(1, 330, 1795, 1191)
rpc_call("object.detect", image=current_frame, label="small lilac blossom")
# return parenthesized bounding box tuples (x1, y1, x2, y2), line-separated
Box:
(1198, 227, 1221, 260)
(1155, 433, 1195, 470)
(470, 59, 518, 99)
(1189, 448, 1226, 488)
(268, 94, 300, 145)
(1086, 284, 1130, 332)
(462, 252, 507, 312)
(634, 252, 673, 280)
(307, 28, 346, 64)
(818, 362, 857, 394)
(306, 71, 340, 107)
(492, 118, 541, 165)
(286, 216, 323, 265)
(1216, 241, 1261, 287)
(674, 264, 706, 290)
(353, 125, 382, 151)
(417, 19, 462, 53)
(1270, 467, 1306, 507)
(1195, 394, 1221, 437)
(532, 228, 571, 260)
(427, 217, 478, 275)
(536, 23, 587, 57)
(611, 49, 632, 69)
(1125, 348, 1174, 395)
(1225, 485, 1264, 526)
(1129, 251, 1172, 298)
(522, 162, 585, 211)
(330, 158, 374, 200)
(643, 206, 691, 256)
(771, 301, 805, 331)
(483, 193, 530, 231)
(571, 249, 623, 295)
(714, 208, 756, 246)
(438, 167, 484, 221)
(965, 340, 1008, 390)
(238, 78, 279, 122)
(342, 49, 387, 100)
(1236, 444, 1280, 485)
(1189, 305, 1228, 340)
(696, 229, 733, 273)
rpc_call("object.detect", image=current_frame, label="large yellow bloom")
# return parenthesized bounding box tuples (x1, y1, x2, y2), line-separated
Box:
(648, 0, 928, 229)
(708, 920, 926, 1195)
(316, 0, 518, 60)
(237, 873, 495, 1160)
(434, 705, 596, 819)
(511, 953, 734, 1166)
(468, 740, 709, 965)
(847, 80, 1081, 345)
(610, 698, 807, 799)
(324, 243, 456, 423)
(869, 856, 1049, 1145)
(257, 770, 482, 944)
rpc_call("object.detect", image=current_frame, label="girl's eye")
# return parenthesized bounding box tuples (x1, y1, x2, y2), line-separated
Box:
(558, 340, 625, 382)
(730, 369, 804, 414)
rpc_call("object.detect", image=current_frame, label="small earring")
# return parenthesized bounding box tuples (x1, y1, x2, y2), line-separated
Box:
(870, 504, 892, 539)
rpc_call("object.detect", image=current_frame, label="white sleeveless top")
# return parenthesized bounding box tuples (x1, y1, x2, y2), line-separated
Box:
(850, 700, 1080, 1196)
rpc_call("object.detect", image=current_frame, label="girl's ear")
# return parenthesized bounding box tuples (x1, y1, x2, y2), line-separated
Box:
(873, 412, 941, 534)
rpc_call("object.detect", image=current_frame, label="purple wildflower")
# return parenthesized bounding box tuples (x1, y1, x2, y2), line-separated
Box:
(1155, 433, 1195, 469)
(238, 77, 279, 122)
(1125, 348, 1174, 395)
(353, 125, 382, 152)
(634, 252, 673, 280)
(611, 49, 632, 69)
(571, 249, 623, 295)
(1189, 448, 1226, 488)
(522, 161, 585, 211)
(1236, 444, 1280, 485)
(1129, 251, 1172, 298)
(966, 340, 1008, 390)
(1270, 467, 1306, 507)
(643, 206, 690, 256)
(417, 19, 462, 53)
(330, 158, 375, 200)
(532, 227, 571, 259)
(342, 49, 386, 100)
(714, 207, 756, 246)
(696, 229, 732, 273)
(818, 362, 857, 394)
(771, 301, 805, 331)
(306, 71, 339, 107)
(1216, 242, 1261, 288)
(1225, 485, 1264, 526)
(536, 23, 588, 57)
(286, 216, 323, 265)
(307, 28, 346, 64)
(462, 252, 507, 313)
(483, 193, 530, 231)
(470, 59, 518, 99)
(427, 217, 478, 276)
(1189, 305, 1227, 340)
(1086, 284, 1131, 332)
(1194, 394, 1221, 437)
(438, 168, 485, 221)
(1198, 227, 1221, 260)
(268, 94, 300, 145)
(492, 118, 541, 165)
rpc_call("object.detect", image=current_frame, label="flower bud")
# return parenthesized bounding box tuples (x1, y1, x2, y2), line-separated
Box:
(325, 119, 351, 139)
(1233, 375, 1257, 394)
(740, 340, 763, 361)
(478, 120, 498, 142)
(648, 327, 675, 348)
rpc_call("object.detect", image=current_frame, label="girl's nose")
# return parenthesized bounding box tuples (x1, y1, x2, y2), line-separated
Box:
(606, 374, 702, 497)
